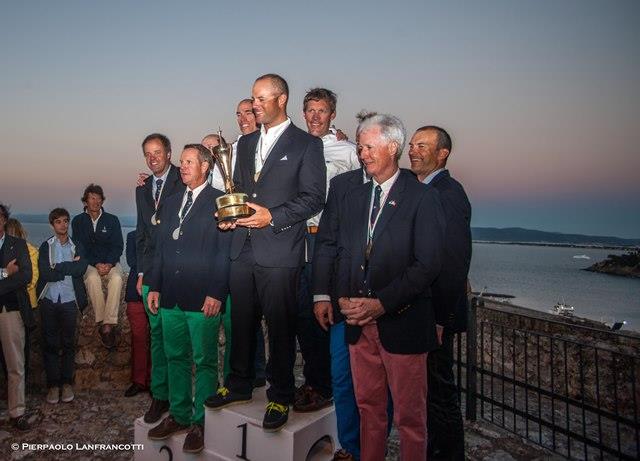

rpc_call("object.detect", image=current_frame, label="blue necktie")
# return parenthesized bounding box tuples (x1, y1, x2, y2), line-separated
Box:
(180, 191, 193, 220)
(370, 185, 382, 228)
(154, 178, 163, 203)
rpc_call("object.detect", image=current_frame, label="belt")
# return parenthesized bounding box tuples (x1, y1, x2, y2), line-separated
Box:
(307, 225, 319, 234)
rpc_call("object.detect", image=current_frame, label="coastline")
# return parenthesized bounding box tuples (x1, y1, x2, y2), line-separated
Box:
(473, 240, 639, 251)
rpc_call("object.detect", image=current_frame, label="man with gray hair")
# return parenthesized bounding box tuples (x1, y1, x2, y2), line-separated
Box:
(336, 114, 445, 460)
(146, 144, 231, 453)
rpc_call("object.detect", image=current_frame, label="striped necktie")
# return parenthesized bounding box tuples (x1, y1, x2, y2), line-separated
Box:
(180, 191, 193, 220)
(154, 178, 163, 203)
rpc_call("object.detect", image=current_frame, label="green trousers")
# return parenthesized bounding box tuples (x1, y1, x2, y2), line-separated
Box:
(161, 305, 220, 426)
(142, 284, 168, 401)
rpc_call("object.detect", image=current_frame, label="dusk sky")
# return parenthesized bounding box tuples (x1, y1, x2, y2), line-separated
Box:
(1, 0, 639, 238)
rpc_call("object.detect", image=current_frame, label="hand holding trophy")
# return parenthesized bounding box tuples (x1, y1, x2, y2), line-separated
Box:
(210, 129, 254, 221)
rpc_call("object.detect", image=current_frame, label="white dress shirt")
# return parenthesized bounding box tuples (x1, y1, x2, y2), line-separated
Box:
(255, 118, 291, 175)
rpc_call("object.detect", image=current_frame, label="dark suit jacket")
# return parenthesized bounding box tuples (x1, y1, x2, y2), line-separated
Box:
(231, 123, 326, 267)
(336, 169, 446, 354)
(147, 185, 231, 312)
(312, 168, 367, 322)
(135, 164, 185, 280)
(71, 210, 123, 266)
(429, 169, 472, 332)
(36, 236, 89, 311)
(0, 234, 35, 329)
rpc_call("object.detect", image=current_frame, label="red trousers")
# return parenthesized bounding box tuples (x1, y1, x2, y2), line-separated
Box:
(350, 323, 428, 461)
(126, 301, 151, 387)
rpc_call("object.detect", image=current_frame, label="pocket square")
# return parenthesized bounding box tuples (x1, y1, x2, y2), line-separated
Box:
(280, 155, 288, 161)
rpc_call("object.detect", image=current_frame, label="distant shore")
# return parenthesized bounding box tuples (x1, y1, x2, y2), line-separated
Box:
(473, 240, 639, 251)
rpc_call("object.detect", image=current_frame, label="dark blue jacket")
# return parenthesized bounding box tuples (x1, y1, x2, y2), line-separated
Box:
(36, 237, 89, 311)
(312, 168, 367, 322)
(336, 169, 446, 354)
(71, 209, 123, 266)
(125, 231, 142, 303)
(429, 169, 472, 332)
(147, 185, 231, 312)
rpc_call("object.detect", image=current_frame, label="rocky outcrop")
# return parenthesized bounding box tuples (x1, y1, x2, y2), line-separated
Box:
(585, 250, 640, 278)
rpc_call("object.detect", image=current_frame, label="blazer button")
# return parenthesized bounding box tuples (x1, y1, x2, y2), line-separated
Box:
(175, 270, 180, 275)
(358, 290, 363, 294)
(180, 231, 183, 236)
(360, 265, 364, 271)
(252, 193, 257, 198)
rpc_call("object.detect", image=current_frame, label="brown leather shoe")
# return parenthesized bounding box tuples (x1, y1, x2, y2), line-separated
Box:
(333, 448, 356, 460)
(294, 384, 312, 405)
(11, 414, 31, 431)
(148, 415, 189, 440)
(99, 325, 116, 349)
(293, 386, 333, 412)
(183, 424, 204, 453)
(144, 398, 169, 423)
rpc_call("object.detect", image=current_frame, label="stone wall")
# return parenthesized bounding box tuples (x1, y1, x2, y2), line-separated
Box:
(23, 277, 133, 393)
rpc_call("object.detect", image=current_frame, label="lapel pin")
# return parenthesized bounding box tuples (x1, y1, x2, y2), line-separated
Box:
(388, 200, 397, 207)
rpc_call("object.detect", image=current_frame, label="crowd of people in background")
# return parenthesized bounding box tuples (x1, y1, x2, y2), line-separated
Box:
(0, 72, 471, 461)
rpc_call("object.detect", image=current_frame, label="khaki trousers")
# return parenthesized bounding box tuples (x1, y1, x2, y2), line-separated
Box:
(0, 307, 26, 418)
(84, 263, 124, 325)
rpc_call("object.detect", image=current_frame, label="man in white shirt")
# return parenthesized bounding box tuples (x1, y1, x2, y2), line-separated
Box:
(294, 88, 359, 414)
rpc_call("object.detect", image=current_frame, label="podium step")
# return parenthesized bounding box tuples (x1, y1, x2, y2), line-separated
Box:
(135, 388, 338, 461)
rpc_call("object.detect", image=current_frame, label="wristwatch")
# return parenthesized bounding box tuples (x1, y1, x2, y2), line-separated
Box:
(0, 268, 7, 280)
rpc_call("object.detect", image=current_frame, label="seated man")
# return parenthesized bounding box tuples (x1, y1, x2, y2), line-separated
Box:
(0, 203, 33, 431)
(71, 184, 124, 349)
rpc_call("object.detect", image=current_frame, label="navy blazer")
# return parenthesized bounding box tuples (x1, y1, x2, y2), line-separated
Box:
(0, 234, 34, 329)
(312, 168, 367, 322)
(135, 164, 185, 279)
(231, 123, 326, 268)
(429, 169, 472, 332)
(71, 210, 123, 266)
(336, 169, 446, 354)
(147, 185, 231, 312)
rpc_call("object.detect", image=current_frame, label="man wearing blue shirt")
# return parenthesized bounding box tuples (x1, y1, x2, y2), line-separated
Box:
(37, 208, 88, 405)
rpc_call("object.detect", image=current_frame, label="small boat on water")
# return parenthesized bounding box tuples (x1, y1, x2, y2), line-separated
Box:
(573, 254, 591, 260)
(551, 300, 575, 316)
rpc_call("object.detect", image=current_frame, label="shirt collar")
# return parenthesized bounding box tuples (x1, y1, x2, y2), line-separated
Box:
(373, 167, 401, 196)
(422, 168, 446, 185)
(87, 208, 103, 224)
(260, 117, 291, 138)
(154, 165, 171, 182)
(185, 180, 208, 203)
(0, 232, 5, 251)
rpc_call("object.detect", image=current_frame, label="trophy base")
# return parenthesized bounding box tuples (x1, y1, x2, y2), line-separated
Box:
(217, 192, 248, 209)
(217, 204, 254, 221)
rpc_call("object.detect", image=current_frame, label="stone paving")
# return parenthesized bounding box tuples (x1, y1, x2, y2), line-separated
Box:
(0, 388, 560, 460)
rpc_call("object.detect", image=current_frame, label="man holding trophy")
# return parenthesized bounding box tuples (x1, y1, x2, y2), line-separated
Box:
(205, 73, 326, 432)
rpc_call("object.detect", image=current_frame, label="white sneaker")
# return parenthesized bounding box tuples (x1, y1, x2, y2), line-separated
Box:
(46, 387, 60, 404)
(61, 384, 75, 403)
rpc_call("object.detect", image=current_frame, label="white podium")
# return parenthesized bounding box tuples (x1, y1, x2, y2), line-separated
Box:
(134, 388, 338, 461)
